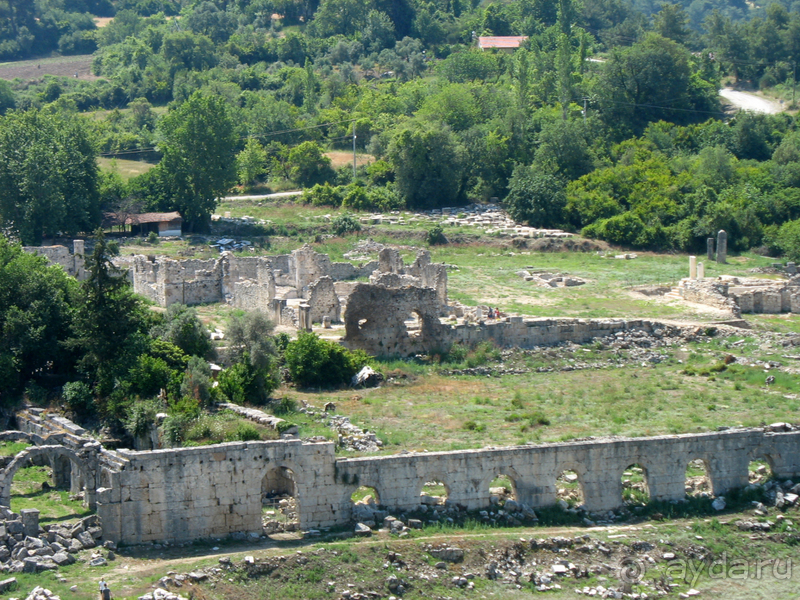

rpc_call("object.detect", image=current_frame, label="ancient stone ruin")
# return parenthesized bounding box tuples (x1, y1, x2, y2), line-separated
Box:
(130, 244, 449, 335)
(672, 274, 800, 318)
(3, 410, 798, 546)
(22, 241, 85, 281)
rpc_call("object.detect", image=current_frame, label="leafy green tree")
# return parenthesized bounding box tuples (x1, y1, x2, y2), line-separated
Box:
(287, 141, 335, 187)
(597, 33, 718, 134)
(180, 355, 214, 405)
(284, 331, 365, 388)
(775, 219, 800, 262)
(157, 92, 237, 231)
(0, 109, 100, 244)
(386, 119, 467, 209)
(0, 238, 78, 402)
(504, 167, 567, 228)
(653, 3, 689, 44)
(225, 311, 280, 403)
(236, 139, 268, 187)
(151, 303, 212, 359)
(67, 230, 151, 399)
(534, 119, 595, 181)
(0, 80, 14, 115)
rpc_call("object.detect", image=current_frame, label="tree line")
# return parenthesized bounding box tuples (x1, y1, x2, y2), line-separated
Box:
(0, 0, 799, 253)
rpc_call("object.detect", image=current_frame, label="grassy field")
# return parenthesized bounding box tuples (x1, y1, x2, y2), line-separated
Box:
(97, 157, 156, 181)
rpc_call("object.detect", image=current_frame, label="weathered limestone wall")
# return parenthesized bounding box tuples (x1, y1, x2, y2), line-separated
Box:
(23, 241, 86, 281)
(342, 283, 448, 356)
(374, 249, 447, 305)
(91, 428, 800, 544)
(342, 284, 691, 357)
(96, 440, 339, 543)
(307, 276, 341, 323)
(676, 276, 800, 317)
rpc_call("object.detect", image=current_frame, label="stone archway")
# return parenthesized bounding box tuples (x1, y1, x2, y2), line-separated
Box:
(0, 445, 94, 509)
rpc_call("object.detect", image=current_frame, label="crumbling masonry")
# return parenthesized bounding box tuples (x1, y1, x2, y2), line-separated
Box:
(3, 412, 798, 545)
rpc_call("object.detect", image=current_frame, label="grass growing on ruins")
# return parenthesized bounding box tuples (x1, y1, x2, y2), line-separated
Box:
(288, 338, 800, 453)
(0, 440, 30, 456)
(9, 465, 92, 523)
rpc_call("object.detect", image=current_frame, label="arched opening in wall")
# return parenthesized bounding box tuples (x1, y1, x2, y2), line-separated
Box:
(351, 486, 383, 523)
(621, 464, 650, 506)
(261, 467, 300, 534)
(406, 311, 423, 339)
(420, 480, 448, 508)
(556, 470, 585, 508)
(486, 474, 527, 522)
(4, 450, 92, 524)
(749, 458, 774, 486)
(685, 459, 712, 498)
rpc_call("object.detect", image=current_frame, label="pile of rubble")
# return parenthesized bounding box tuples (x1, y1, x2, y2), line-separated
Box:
(297, 402, 384, 452)
(0, 509, 112, 575)
(354, 204, 574, 239)
(516, 269, 587, 287)
(261, 495, 299, 534)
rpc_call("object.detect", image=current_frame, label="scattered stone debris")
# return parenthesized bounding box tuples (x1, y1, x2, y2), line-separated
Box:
(516, 269, 587, 287)
(0, 508, 102, 574)
(218, 402, 298, 436)
(297, 403, 383, 452)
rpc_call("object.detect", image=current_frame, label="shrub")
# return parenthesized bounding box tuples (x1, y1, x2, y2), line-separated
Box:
(127, 354, 175, 398)
(332, 213, 362, 236)
(218, 362, 256, 405)
(160, 413, 189, 447)
(147, 231, 159, 244)
(62, 381, 94, 417)
(284, 331, 366, 388)
(271, 396, 297, 415)
(303, 182, 343, 207)
(152, 304, 212, 359)
(427, 224, 447, 245)
(124, 399, 160, 440)
(180, 356, 214, 405)
(229, 422, 261, 442)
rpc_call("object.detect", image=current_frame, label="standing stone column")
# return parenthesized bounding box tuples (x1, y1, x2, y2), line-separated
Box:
(707, 238, 715, 262)
(697, 262, 705, 279)
(717, 230, 727, 264)
(689, 256, 697, 279)
(20, 509, 39, 538)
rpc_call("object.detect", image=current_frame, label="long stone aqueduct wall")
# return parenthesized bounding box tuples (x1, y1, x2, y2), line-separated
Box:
(2, 412, 799, 545)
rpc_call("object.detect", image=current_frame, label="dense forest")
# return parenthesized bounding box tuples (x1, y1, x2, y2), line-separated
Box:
(1, 0, 800, 253)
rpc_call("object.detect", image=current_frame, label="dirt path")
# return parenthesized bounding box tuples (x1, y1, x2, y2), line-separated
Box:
(719, 88, 783, 114)
(110, 521, 653, 581)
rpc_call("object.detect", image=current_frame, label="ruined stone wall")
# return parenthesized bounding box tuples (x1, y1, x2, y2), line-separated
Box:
(290, 245, 333, 293)
(95, 440, 340, 543)
(342, 284, 448, 356)
(90, 428, 800, 544)
(676, 277, 800, 316)
(329, 261, 378, 280)
(307, 276, 340, 323)
(23, 241, 85, 281)
(341, 283, 692, 357)
(133, 254, 276, 309)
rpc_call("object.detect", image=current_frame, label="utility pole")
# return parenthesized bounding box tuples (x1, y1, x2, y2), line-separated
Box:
(352, 121, 357, 180)
(583, 97, 588, 124)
